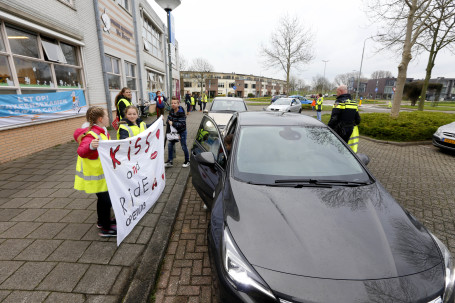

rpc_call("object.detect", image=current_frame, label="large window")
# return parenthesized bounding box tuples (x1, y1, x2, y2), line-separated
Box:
(105, 55, 121, 90)
(147, 70, 164, 92)
(125, 61, 136, 90)
(142, 17, 162, 59)
(119, 0, 130, 12)
(0, 22, 84, 93)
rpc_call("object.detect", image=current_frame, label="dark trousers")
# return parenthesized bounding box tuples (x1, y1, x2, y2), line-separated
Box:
(186, 103, 191, 113)
(202, 102, 207, 110)
(96, 191, 112, 229)
(156, 107, 164, 119)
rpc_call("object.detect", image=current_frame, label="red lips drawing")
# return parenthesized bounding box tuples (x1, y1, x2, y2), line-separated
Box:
(156, 129, 160, 139)
(150, 151, 157, 160)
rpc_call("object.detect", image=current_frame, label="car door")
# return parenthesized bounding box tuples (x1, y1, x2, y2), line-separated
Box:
(291, 99, 299, 112)
(190, 115, 227, 208)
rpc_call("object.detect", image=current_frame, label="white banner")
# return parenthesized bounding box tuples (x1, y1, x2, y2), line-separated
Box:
(98, 117, 165, 245)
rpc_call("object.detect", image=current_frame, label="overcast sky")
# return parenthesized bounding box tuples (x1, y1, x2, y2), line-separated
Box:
(147, 0, 454, 85)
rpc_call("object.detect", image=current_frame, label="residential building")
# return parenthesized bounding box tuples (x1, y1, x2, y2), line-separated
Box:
(181, 71, 286, 98)
(428, 77, 455, 101)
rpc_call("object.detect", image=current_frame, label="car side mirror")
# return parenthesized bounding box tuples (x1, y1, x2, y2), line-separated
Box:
(357, 153, 370, 166)
(195, 151, 216, 166)
(203, 109, 208, 114)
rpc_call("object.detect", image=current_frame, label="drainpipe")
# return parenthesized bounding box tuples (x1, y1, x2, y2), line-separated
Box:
(132, 1, 144, 106)
(93, 0, 114, 122)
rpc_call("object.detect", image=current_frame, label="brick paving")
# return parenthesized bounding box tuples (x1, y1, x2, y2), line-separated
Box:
(155, 107, 455, 302)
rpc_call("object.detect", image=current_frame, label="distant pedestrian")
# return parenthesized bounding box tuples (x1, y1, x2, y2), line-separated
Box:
(154, 90, 167, 119)
(311, 98, 316, 111)
(328, 85, 361, 143)
(197, 93, 202, 111)
(191, 94, 196, 111)
(184, 91, 191, 114)
(164, 98, 190, 168)
(316, 93, 323, 121)
(74, 106, 116, 237)
(202, 91, 208, 111)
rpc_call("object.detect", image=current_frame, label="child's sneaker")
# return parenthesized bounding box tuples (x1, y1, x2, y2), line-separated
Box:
(97, 219, 116, 230)
(98, 228, 117, 237)
(182, 161, 190, 168)
(164, 162, 173, 168)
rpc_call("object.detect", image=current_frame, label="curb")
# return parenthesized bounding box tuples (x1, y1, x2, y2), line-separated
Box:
(122, 167, 191, 303)
(360, 135, 432, 146)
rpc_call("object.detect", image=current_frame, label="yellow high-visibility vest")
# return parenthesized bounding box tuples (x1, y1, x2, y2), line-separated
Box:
(74, 131, 109, 194)
(348, 126, 359, 153)
(191, 97, 195, 105)
(117, 121, 147, 139)
(202, 95, 208, 103)
(117, 98, 132, 120)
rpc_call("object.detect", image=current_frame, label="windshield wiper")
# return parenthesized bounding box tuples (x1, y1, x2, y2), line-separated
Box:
(275, 179, 371, 187)
(246, 181, 332, 188)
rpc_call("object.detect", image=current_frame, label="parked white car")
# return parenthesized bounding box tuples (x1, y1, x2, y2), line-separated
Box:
(433, 121, 455, 151)
(266, 97, 302, 113)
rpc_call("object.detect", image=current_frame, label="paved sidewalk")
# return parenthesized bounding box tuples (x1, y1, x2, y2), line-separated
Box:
(0, 109, 204, 303)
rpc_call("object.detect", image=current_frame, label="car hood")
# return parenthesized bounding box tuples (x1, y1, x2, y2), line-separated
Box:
(226, 178, 441, 280)
(207, 112, 234, 127)
(267, 104, 288, 111)
(439, 122, 455, 132)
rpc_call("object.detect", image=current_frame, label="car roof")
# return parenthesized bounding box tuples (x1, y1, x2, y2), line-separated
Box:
(213, 97, 244, 102)
(237, 111, 325, 127)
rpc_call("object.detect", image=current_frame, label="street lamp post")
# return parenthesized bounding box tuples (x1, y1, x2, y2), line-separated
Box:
(355, 35, 384, 101)
(155, 0, 181, 100)
(322, 60, 329, 94)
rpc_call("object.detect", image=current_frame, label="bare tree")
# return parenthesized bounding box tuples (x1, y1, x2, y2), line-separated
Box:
(189, 57, 214, 94)
(366, 0, 436, 118)
(334, 72, 359, 86)
(312, 75, 331, 93)
(371, 70, 393, 79)
(417, 0, 455, 110)
(179, 55, 188, 72)
(260, 14, 314, 94)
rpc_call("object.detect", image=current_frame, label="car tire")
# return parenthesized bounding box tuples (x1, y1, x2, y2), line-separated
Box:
(299, 108, 302, 113)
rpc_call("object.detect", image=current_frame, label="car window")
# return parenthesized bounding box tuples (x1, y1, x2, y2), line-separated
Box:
(233, 126, 369, 184)
(274, 98, 292, 105)
(196, 116, 226, 167)
(211, 100, 247, 112)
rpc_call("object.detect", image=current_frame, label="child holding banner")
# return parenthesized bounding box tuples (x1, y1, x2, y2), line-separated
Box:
(117, 105, 148, 139)
(164, 98, 190, 168)
(74, 106, 117, 237)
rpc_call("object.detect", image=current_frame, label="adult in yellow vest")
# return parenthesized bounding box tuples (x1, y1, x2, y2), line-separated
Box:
(348, 125, 359, 153)
(117, 105, 148, 139)
(201, 91, 208, 111)
(73, 106, 116, 237)
(191, 95, 196, 112)
(115, 87, 133, 120)
(316, 93, 323, 121)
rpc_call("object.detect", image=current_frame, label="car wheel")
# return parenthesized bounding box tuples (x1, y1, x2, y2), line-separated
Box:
(299, 108, 302, 113)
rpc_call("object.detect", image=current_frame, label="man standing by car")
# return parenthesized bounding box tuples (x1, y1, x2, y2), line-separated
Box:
(328, 85, 360, 143)
(316, 93, 323, 121)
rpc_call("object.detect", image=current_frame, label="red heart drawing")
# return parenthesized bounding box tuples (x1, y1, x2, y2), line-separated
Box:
(150, 151, 157, 159)
(156, 129, 160, 139)
(162, 173, 165, 180)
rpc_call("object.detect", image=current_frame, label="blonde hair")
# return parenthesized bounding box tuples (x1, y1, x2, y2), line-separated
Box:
(85, 106, 106, 133)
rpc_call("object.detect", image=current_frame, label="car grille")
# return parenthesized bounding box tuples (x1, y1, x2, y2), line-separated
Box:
(442, 132, 455, 138)
(270, 108, 280, 111)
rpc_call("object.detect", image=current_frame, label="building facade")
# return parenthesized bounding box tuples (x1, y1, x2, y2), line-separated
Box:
(0, 0, 178, 163)
(181, 71, 287, 98)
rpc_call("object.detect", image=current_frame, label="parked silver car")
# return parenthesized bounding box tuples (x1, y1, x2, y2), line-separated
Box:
(204, 97, 248, 133)
(433, 121, 455, 151)
(266, 97, 302, 113)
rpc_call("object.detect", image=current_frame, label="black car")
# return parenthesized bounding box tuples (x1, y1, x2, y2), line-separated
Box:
(190, 112, 455, 303)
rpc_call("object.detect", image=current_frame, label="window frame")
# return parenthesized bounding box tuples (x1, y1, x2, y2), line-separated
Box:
(142, 15, 163, 59)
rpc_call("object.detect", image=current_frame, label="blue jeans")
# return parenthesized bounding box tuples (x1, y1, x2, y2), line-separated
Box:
(168, 130, 189, 163)
(317, 111, 322, 121)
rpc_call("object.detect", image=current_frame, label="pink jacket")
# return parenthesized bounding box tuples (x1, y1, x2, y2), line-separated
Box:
(74, 125, 110, 160)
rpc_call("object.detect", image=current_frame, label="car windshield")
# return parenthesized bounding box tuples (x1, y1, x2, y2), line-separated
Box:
(233, 126, 370, 184)
(211, 100, 247, 112)
(273, 98, 292, 105)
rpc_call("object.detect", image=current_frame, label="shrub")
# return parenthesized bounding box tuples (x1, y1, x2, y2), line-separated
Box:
(247, 93, 255, 98)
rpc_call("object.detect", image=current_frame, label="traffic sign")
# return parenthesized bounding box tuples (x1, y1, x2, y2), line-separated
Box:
(375, 87, 378, 92)
(392, 87, 396, 92)
(233, 86, 237, 90)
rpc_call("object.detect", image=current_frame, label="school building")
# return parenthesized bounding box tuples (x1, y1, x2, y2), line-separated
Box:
(0, 0, 180, 163)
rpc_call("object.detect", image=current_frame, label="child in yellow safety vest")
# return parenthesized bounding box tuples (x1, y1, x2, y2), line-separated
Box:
(73, 106, 116, 237)
(117, 105, 148, 139)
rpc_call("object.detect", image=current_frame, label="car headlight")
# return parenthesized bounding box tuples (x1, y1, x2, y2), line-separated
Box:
(435, 127, 443, 137)
(222, 227, 276, 300)
(431, 233, 455, 303)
